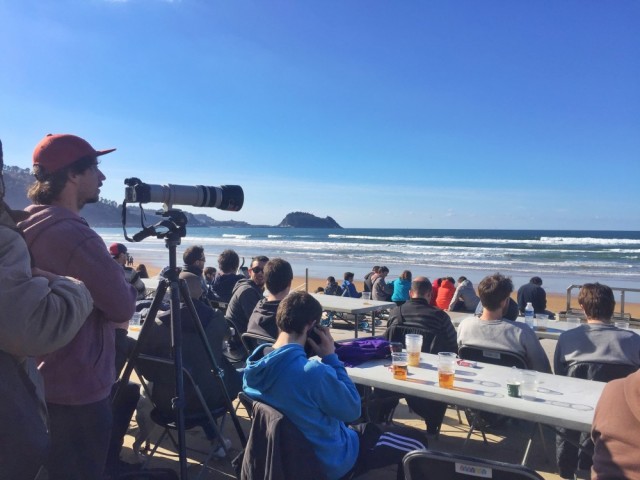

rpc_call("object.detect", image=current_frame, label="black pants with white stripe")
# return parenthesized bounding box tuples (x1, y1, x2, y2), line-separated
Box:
(344, 422, 428, 480)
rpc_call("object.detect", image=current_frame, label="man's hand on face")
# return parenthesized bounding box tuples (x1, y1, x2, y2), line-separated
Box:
(307, 324, 336, 358)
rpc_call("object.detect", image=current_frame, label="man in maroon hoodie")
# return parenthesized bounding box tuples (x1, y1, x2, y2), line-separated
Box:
(19, 134, 137, 480)
(591, 369, 640, 479)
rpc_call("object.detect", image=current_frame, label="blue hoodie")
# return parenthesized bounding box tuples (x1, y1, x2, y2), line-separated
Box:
(243, 343, 360, 480)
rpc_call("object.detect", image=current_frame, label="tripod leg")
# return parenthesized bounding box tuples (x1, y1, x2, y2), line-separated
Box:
(113, 279, 169, 404)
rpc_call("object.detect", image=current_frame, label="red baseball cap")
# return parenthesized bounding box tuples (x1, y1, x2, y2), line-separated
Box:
(33, 133, 116, 173)
(109, 242, 128, 256)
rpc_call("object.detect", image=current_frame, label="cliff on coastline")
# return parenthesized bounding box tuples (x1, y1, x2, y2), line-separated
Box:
(277, 212, 342, 228)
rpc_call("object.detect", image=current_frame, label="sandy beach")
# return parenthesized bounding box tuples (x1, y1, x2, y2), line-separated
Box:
(136, 259, 640, 320)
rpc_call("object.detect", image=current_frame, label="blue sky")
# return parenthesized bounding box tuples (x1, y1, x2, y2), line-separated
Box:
(1, 0, 638, 230)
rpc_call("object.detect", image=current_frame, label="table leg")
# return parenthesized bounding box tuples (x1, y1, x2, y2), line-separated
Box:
(371, 311, 376, 337)
(354, 314, 359, 338)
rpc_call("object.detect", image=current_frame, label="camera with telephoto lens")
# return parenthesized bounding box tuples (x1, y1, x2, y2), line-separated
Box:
(124, 177, 244, 211)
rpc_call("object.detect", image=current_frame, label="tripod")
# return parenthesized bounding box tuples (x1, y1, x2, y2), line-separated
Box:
(115, 209, 247, 479)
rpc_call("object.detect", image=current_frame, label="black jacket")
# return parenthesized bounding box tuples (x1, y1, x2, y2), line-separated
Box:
(386, 298, 458, 353)
(210, 273, 245, 303)
(517, 282, 547, 314)
(246, 298, 280, 340)
(239, 397, 327, 480)
(225, 279, 263, 335)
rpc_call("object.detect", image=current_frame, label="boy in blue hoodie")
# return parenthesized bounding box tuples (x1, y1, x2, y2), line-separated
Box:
(243, 291, 426, 480)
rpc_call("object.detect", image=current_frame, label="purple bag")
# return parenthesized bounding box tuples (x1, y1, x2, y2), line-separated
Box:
(335, 338, 391, 367)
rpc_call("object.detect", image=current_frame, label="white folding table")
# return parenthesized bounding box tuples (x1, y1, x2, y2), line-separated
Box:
(346, 352, 605, 432)
(311, 294, 396, 338)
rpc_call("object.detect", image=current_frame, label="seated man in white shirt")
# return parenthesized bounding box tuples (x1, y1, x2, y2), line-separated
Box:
(457, 273, 551, 374)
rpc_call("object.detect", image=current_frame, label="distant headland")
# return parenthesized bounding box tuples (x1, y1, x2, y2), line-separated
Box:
(2, 165, 343, 229)
(278, 212, 342, 229)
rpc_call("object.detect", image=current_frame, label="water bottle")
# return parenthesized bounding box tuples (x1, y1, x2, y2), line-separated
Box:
(524, 302, 534, 328)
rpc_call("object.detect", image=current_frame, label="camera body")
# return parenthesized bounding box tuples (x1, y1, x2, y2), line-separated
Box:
(124, 178, 243, 211)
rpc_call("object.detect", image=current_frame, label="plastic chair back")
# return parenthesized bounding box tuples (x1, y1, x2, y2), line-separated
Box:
(384, 324, 438, 353)
(403, 449, 545, 480)
(566, 362, 638, 383)
(459, 346, 528, 369)
(241, 332, 275, 353)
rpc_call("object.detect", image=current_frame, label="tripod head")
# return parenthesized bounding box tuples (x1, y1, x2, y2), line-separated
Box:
(123, 208, 188, 246)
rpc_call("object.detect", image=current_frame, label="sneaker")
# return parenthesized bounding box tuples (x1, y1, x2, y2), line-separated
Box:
(358, 321, 370, 331)
(211, 437, 232, 459)
(211, 445, 227, 459)
(374, 319, 383, 327)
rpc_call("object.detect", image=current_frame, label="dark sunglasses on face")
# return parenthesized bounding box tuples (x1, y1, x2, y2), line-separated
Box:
(251, 267, 264, 274)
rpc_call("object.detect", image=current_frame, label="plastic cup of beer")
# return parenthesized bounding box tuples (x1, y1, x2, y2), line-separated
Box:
(405, 334, 423, 367)
(438, 352, 456, 389)
(361, 292, 371, 301)
(129, 312, 142, 331)
(391, 352, 408, 380)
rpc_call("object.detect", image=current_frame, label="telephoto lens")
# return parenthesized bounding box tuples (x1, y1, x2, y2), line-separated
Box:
(124, 179, 243, 211)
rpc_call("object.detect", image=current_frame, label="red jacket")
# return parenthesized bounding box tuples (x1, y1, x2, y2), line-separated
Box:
(435, 279, 455, 310)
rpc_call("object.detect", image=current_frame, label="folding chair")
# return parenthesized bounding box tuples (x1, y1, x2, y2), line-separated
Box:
(223, 317, 250, 368)
(458, 345, 547, 464)
(403, 449, 544, 480)
(134, 354, 231, 479)
(556, 362, 638, 478)
(240, 331, 275, 353)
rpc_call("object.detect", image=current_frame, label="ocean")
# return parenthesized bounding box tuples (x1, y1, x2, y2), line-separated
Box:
(96, 227, 640, 300)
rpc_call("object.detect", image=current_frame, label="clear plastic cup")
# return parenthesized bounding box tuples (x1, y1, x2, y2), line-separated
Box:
(361, 292, 371, 301)
(129, 312, 142, 330)
(520, 370, 538, 400)
(566, 317, 581, 328)
(391, 352, 408, 380)
(405, 334, 423, 367)
(614, 321, 630, 330)
(535, 314, 548, 331)
(438, 352, 456, 389)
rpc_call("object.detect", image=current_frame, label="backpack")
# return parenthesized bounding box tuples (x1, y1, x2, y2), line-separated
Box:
(335, 338, 391, 367)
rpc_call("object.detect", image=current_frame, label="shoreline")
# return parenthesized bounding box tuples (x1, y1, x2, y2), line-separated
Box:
(136, 257, 640, 319)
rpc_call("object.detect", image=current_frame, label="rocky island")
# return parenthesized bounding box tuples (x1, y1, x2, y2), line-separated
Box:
(277, 212, 342, 229)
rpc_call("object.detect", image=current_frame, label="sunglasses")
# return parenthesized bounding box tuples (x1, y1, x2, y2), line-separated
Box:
(251, 267, 264, 274)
